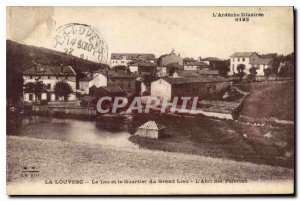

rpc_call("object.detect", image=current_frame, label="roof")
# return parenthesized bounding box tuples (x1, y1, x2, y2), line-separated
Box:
(111, 53, 155, 60)
(96, 70, 137, 78)
(197, 69, 219, 75)
(161, 76, 228, 85)
(164, 63, 183, 69)
(80, 73, 101, 82)
(250, 57, 273, 65)
(139, 121, 165, 130)
(201, 57, 222, 62)
(101, 86, 125, 93)
(129, 60, 157, 67)
(175, 70, 199, 77)
(81, 95, 97, 102)
(23, 64, 76, 76)
(184, 61, 208, 66)
(230, 52, 256, 58)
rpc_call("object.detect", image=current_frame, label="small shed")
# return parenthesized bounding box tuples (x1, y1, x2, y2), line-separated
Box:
(137, 121, 165, 139)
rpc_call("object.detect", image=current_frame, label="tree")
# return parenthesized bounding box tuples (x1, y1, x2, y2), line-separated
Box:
(248, 66, 257, 82)
(112, 65, 128, 72)
(236, 64, 246, 78)
(54, 81, 73, 102)
(168, 67, 176, 76)
(264, 68, 272, 82)
(278, 65, 288, 80)
(24, 81, 47, 102)
(215, 59, 230, 78)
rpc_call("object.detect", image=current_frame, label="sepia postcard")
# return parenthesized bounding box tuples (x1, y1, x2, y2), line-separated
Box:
(6, 6, 295, 195)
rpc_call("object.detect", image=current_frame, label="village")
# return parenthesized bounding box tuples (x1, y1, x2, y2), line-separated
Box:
(6, 40, 294, 170)
(21, 50, 289, 119)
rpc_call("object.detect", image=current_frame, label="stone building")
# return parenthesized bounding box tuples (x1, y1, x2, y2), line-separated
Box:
(23, 64, 77, 102)
(137, 121, 165, 139)
(151, 76, 229, 101)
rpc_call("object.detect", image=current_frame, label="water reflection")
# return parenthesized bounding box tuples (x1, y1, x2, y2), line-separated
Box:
(8, 116, 138, 149)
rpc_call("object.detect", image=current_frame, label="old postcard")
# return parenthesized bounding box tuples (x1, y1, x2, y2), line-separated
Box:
(6, 6, 294, 195)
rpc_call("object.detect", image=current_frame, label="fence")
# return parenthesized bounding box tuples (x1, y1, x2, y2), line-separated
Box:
(233, 80, 294, 92)
(32, 105, 97, 116)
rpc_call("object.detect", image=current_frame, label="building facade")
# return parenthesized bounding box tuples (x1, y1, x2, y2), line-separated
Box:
(79, 72, 107, 94)
(151, 77, 229, 101)
(110, 53, 156, 67)
(23, 64, 77, 102)
(229, 52, 273, 76)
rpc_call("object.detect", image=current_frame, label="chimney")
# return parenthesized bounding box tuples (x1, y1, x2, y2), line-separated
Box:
(60, 64, 64, 73)
(199, 57, 202, 61)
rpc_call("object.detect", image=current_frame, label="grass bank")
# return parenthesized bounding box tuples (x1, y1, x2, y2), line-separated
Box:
(129, 113, 294, 168)
(7, 136, 293, 184)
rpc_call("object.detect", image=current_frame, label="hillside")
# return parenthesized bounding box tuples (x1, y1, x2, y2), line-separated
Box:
(6, 40, 109, 74)
(6, 40, 109, 103)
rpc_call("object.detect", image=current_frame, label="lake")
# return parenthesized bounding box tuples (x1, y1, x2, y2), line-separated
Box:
(7, 116, 138, 149)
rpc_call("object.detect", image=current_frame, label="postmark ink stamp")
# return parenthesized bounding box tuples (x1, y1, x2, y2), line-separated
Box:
(53, 23, 108, 63)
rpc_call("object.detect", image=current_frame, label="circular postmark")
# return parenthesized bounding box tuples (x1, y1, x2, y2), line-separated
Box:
(53, 23, 108, 63)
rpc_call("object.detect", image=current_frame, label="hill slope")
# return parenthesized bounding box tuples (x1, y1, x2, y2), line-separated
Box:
(6, 40, 109, 103)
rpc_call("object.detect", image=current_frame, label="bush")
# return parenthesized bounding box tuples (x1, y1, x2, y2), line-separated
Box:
(40, 100, 48, 105)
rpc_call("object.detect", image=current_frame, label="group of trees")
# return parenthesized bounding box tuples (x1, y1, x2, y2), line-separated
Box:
(24, 81, 73, 102)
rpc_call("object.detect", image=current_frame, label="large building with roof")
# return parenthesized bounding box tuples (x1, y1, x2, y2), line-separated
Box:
(23, 64, 77, 102)
(151, 76, 229, 101)
(229, 52, 273, 76)
(110, 53, 156, 67)
(79, 69, 138, 95)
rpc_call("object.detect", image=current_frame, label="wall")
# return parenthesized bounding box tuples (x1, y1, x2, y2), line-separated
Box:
(151, 79, 172, 101)
(171, 81, 229, 100)
(138, 128, 159, 139)
(107, 77, 136, 93)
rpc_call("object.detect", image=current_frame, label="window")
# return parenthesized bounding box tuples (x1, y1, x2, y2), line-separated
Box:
(237, 58, 240, 62)
(48, 75, 51, 79)
(128, 83, 131, 88)
(232, 58, 235, 62)
(121, 61, 125, 64)
(30, 76, 33, 79)
(29, 94, 33, 101)
(55, 94, 59, 100)
(242, 58, 245, 61)
(56, 76, 59, 79)
(47, 84, 51, 89)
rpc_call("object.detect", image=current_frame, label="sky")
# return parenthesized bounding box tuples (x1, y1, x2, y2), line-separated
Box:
(7, 6, 294, 63)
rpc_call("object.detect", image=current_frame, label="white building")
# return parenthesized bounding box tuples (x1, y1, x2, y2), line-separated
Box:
(79, 72, 107, 94)
(110, 53, 156, 67)
(23, 64, 77, 102)
(229, 52, 273, 76)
